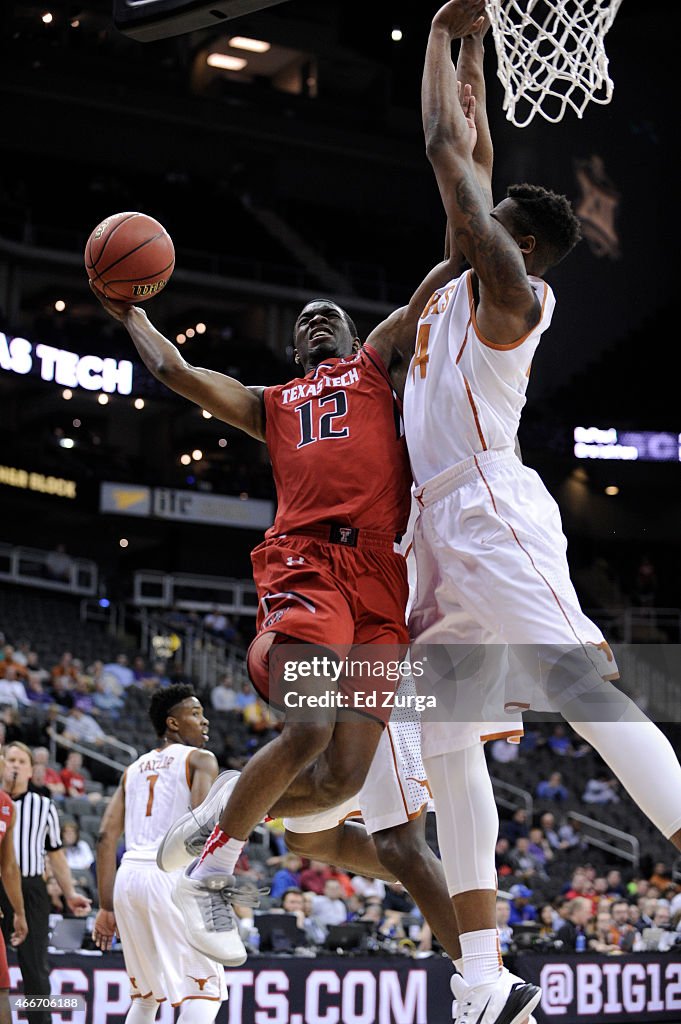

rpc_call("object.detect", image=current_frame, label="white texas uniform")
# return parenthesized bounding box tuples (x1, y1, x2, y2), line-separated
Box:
(114, 745, 227, 1007)
(403, 270, 618, 759)
(285, 505, 433, 837)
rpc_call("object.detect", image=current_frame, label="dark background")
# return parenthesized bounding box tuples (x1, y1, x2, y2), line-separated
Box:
(0, 0, 678, 608)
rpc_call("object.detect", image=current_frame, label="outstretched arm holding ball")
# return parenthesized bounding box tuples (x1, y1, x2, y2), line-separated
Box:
(90, 284, 266, 441)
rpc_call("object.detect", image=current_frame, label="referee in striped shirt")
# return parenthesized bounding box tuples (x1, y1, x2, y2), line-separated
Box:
(0, 743, 90, 1024)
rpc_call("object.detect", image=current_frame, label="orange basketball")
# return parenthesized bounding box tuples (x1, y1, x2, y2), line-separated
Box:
(84, 211, 175, 302)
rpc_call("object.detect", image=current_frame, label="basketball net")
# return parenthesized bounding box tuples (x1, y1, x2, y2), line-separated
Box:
(485, 0, 624, 127)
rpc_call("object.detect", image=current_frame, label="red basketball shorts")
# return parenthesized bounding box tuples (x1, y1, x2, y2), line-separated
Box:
(0, 928, 9, 990)
(247, 532, 409, 721)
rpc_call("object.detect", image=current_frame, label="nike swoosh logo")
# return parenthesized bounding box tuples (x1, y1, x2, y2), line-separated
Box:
(474, 997, 491, 1024)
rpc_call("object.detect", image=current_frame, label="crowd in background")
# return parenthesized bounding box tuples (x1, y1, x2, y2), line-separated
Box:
(2, 627, 681, 959)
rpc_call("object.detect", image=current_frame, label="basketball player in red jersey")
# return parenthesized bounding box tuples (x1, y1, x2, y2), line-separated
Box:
(91, 262, 460, 962)
(0, 747, 29, 1024)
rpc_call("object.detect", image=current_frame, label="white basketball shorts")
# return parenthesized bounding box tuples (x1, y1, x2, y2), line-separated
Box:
(114, 855, 227, 1006)
(409, 448, 619, 760)
(285, 675, 432, 836)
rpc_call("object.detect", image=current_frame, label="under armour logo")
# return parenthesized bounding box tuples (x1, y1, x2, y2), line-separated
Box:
(188, 976, 216, 991)
(286, 556, 305, 566)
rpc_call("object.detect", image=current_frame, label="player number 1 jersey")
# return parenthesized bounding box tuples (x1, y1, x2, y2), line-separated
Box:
(122, 743, 192, 859)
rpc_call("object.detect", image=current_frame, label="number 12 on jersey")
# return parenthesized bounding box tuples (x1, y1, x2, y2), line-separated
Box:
(295, 389, 349, 448)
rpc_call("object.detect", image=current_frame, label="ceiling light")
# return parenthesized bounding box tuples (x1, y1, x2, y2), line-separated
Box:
(180, 454, 191, 466)
(54, 299, 66, 312)
(176, 334, 186, 344)
(391, 28, 403, 41)
(196, 322, 206, 334)
(192, 449, 203, 461)
(98, 393, 109, 405)
(202, 410, 212, 419)
(59, 438, 75, 449)
(119, 538, 129, 548)
(134, 398, 145, 410)
(42, 12, 53, 24)
(605, 485, 619, 496)
(186, 328, 195, 338)
(70, 18, 80, 28)
(207, 53, 248, 71)
(72, 419, 81, 428)
(218, 438, 227, 448)
(228, 36, 270, 53)
(62, 389, 73, 400)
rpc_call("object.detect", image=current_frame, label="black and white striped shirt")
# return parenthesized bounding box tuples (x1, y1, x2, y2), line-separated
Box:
(11, 790, 62, 877)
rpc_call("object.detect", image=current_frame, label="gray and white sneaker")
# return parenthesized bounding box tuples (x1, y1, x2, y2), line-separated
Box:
(157, 770, 240, 873)
(451, 971, 540, 1024)
(171, 862, 264, 966)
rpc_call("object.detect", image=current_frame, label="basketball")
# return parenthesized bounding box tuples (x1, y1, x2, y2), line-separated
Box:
(84, 211, 175, 302)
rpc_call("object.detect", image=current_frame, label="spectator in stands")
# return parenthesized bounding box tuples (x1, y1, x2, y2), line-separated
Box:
(31, 749, 65, 798)
(302, 892, 327, 946)
(582, 772, 620, 805)
(62, 707, 106, 746)
(45, 543, 73, 582)
(0, 646, 29, 682)
(72, 676, 97, 715)
(211, 672, 238, 711)
(591, 908, 620, 952)
(610, 899, 636, 950)
(101, 654, 134, 689)
(495, 898, 514, 953)
(60, 751, 87, 798)
(555, 896, 592, 951)
(243, 697, 280, 735)
(26, 676, 53, 705)
(299, 859, 329, 895)
(51, 652, 79, 687)
(61, 821, 95, 894)
(382, 881, 415, 917)
(88, 660, 124, 712)
(25, 651, 50, 686)
(203, 606, 236, 642)
(537, 903, 557, 940)
(509, 836, 545, 880)
(49, 674, 75, 710)
(500, 807, 530, 845)
(649, 862, 677, 892)
(605, 868, 626, 897)
(528, 826, 554, 868)
(495, 837, 514, 878)
(269, 853, 303, 900)
(352, 874, 386, 902)
(270, 887, 313, 948)
(489, 738, 519, 764)
(235, 681, 257, 711)
(507, 884, 538, 925)
(311, 879, 348, 930)
(546, 724, 591, 759)
(0, 666, 30, 708)
(536, 771, 569, 802)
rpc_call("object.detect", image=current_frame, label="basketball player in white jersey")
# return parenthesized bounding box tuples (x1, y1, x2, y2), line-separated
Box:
(405, 2, 681, 1021)
(92, 685, 241, 1024)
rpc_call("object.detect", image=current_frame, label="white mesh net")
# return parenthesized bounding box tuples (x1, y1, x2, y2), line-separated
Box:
(486, 0, 624, 128)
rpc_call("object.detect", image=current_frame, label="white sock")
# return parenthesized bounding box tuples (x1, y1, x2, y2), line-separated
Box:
(125, 997, 158, 1024)
(459, 929, 502, 987)
(177, 998, 221, 1024)
(189, 825, 245, 880)
(568, 712, 681, 839)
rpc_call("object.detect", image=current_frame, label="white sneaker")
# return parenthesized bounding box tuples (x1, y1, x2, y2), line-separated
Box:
(171, 862, 263, 966)
(157, 770, 240, 872)
(451, 972, 538, 1024)
(451, 970, 540, 1024)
